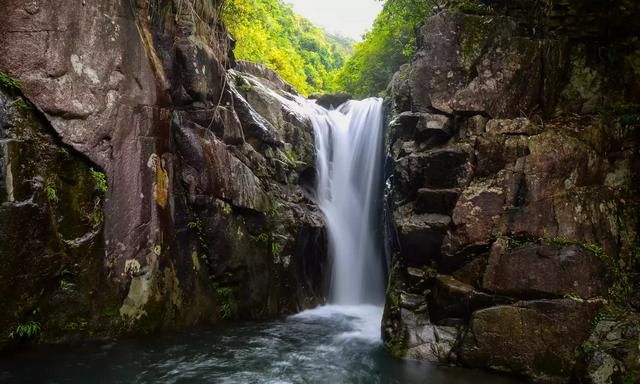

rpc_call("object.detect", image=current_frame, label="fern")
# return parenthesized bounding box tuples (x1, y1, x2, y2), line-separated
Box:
(9, 321, 41, 340)
(90, 168, 108, 193)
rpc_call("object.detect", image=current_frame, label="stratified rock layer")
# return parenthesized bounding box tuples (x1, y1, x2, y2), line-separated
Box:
(383, 1, 640, 383)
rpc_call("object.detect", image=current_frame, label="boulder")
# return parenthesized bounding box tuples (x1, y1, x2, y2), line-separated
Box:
(394, 205, 451, 267)
(460, 299, 603, 382)
(405, 321, 459, 363)
(483, 239, 608, 299)
(444, 176, 507, 255)
(395, 146, 472, 198)
(311, 93, 352, 109)
(382, 268, 459, 364)
(429, 275, 511, 323)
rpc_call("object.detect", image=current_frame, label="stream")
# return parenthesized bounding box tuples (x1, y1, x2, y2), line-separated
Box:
(0, 305, 522, 384)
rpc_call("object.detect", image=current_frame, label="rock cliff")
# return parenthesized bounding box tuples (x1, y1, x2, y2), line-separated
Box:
(383, 1, 640, 383)
(0, 0, 326, 349)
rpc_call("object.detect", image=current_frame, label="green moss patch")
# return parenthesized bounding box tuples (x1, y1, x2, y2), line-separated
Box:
(0, 72, 21, 93)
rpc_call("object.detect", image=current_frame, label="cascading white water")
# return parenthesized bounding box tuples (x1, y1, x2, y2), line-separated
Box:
(308, 98, 386, 305)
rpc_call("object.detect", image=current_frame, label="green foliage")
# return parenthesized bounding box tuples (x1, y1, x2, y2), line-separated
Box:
(13, 98, 28, 112)
(9, 321, 41, 340)
(58, 147, 70, 158)
(271, 241, 283, 257)
(506, 237, 526, 249)
(449, 0, 494, 14)
(604, 103, 640, 127)
(250, 231, 283, 258)
(64, 320, 88, 331)
(187, 220, 201, 231)
(284, 150, 298, 164)
(45, 180, 58, 204)
(89, 168, 108, 193)
(57, 268, 75, 290)
(0, 71, 21, 93)
(282, 149, 305, 169)
(215, 286, 238, 319)
(89, 198, 104, 227)
(250, 232, 270, 244)
(223, 0, 353, 95)
(59, 280, 75, 290)
(0, 72, 30, 115)
(87, 168, 107, 226)
(623, 371, 639, 384)
(188, 217, 209, 251)
(335, 0, 431, 97)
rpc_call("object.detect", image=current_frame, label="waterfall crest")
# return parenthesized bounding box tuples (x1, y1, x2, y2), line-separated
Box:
(308, 98, 385, 305)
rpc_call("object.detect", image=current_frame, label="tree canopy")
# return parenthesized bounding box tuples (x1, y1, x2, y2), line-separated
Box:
(334, 0, 430, 98)
(223, 0, 431, 98)
(223, 0, 354, 95)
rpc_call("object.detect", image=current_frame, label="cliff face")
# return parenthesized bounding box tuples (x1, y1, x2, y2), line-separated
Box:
(0, 0, 326, 348)
(383, 0, 640, 383)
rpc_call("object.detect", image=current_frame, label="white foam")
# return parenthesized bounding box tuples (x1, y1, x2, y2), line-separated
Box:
(290, 305, 384, 343)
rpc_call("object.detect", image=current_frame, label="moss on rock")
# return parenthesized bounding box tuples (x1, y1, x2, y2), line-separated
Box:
(0, 89, 121, 349)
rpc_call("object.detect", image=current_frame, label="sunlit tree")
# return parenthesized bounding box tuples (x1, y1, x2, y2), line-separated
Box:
(223, 0, 354, 95)
(335, 0, 431, 97)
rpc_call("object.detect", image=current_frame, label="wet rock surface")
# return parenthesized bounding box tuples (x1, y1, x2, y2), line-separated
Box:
(383, 0, 640, 382)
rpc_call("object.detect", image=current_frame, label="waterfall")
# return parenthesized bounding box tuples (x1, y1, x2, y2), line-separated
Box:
(308, 98, 386, 305)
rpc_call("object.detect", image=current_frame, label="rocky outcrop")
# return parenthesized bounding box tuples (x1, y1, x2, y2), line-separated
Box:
(0, 0, 326, 349)
(383, 1, 640, 382)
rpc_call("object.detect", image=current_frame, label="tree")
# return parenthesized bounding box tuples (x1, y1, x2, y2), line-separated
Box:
(335, 0, 431, 98)
(223, 0, 354, 95)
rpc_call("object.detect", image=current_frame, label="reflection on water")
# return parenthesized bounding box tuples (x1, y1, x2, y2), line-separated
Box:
(0, 305, 523, 384)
